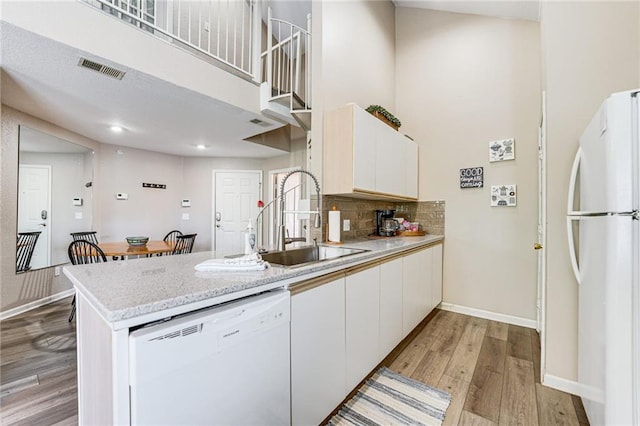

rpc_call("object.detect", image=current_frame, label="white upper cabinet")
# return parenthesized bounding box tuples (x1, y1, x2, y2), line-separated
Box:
(352, 107, 377, 192)
(324, 103, 419, 201)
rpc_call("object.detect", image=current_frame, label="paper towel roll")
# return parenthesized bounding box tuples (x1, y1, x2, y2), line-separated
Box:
(328, 209, 341, 242)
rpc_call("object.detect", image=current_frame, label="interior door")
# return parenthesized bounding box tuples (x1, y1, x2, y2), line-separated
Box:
(213, 171, 262, 254)
(18, 164, 51, 269)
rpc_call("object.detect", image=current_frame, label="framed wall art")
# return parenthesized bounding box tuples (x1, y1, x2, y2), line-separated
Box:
(489, 138, 515, 162)
(491, 184, 517, 207)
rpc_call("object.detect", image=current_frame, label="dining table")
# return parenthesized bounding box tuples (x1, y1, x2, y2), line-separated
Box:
(98, 240, 175, 259)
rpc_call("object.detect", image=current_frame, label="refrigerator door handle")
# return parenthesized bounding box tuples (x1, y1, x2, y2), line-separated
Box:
(566, 216, 581, 284)
(567, 147, 582, 214)
(567, 147, 582, 284)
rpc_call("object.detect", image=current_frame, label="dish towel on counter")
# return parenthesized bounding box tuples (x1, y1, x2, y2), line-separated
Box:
(194, 252, 270, 272)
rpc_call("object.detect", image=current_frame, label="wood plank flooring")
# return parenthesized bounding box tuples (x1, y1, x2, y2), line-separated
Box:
(0, 300, 588, 425)
(389, 309, 588, 425)
(0, 297, 77, 425)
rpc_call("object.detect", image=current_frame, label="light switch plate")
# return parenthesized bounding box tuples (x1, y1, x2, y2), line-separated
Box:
(343, 219, 351, 231)
(116, 193, 128, 200)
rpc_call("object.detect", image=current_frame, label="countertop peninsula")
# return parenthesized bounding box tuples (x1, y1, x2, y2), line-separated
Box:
(63, 235, 443, 329)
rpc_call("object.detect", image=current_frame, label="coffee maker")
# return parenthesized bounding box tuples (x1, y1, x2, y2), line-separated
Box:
(375, 209, 398, 237)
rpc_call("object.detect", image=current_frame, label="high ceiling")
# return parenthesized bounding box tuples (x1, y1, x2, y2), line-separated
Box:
(393, 0, 540, 21)
(2, 1, 539, 160)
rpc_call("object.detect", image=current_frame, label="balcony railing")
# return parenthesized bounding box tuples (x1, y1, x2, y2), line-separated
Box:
(262, 8, 311, 108)
(84, 0, 261, 80)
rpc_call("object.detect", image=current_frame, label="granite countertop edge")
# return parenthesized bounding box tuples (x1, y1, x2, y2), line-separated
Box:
(65, 235, 443, 324)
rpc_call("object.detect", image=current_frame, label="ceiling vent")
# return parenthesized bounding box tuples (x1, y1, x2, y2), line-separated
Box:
(249, 118, 272, 128)
(77, 57, 126, 80)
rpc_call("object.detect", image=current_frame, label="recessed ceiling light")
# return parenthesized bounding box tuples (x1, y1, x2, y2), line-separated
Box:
(196, 144, 206, 150)
(110, 125, 123, 133)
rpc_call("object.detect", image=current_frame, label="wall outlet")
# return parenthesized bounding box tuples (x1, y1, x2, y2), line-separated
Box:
(75, 212, 83, 220)
(182, 213, 190, 220)
(343, 219, 351, 231)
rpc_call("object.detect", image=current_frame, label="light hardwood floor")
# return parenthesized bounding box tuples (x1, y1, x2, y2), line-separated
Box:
(0, 298, 588, 425)
(388, 309, 590, 426)
(0, 297, 77, 425)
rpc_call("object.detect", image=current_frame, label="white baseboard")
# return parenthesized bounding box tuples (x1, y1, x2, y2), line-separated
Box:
(0, 289, 75, 321)
(542, 373, 587, 397)
(439, 302, 537, 329)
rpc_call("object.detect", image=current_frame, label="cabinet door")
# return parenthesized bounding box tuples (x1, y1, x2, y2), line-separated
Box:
(375, 123, 405, 196)
(380, 258, 403, 357)
(353, 107, 377, 192)
(346, 266, 380, 391)
(431, 244, 443, 311)
(405, 138, 418, 199)
(402, 249, 433, 336)
(291, 278, 346, 426)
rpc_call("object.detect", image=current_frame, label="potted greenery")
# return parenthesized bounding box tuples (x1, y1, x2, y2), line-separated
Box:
(365, 105, 401, 130)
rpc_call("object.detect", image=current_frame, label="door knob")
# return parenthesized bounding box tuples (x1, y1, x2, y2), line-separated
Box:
(534, 243, 543, 250)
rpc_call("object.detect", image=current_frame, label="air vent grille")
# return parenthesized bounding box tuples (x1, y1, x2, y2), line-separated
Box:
(249, 118, 271, 128)
(150, 324, 202, 341)
(78, 57, 126, 80)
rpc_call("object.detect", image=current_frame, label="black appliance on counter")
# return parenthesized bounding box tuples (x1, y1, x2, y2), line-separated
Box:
(375, 209, 399, 237)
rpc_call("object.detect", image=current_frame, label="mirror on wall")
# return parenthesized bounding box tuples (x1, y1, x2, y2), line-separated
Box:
(17, 126, 94, 273)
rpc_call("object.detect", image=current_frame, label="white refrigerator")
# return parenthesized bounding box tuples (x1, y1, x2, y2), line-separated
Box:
(567, 89, 639, 425)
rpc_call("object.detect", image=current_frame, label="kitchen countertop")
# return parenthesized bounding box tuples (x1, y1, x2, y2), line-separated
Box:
(63, 235, 443, 329)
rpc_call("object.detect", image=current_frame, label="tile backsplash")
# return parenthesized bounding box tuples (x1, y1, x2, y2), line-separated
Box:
(312, 196, 445, 242)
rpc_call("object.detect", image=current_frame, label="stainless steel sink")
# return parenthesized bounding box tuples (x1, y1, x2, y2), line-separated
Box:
(261, 245, 369, 268)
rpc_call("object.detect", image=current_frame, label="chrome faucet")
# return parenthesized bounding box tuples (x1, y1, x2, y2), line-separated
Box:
(278, 169, 321, 251)
(255, 183, 301, 252)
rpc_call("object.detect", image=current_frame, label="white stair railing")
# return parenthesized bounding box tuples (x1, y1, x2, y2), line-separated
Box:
(83, 0, 261, 81)
(262, 7, 311, 111)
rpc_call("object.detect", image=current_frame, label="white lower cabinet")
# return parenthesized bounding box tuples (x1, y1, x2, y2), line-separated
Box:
(291, 243, 444, 424)
(346, 266, 381, 391)
(291, 277, 346, 426)
(402, 248, 433, 337)
(379, 257, 404, 357)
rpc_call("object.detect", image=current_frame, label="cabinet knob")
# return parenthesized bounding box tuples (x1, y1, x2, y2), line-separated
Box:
(533, 243, 543, 250)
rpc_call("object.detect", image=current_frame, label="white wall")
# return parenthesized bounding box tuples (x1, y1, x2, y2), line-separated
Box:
(96, 144, 184, 242)
(312, 0, 397, 183)
(396, 8, 541, 322)
(540, 1, 640, 383)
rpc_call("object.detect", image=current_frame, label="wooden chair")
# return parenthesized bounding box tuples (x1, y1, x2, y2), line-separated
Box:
(16, 231, 41, 273)
(158, 230, 182, 256)
(67, 240, 107, 322)
(171, 234, 197, 255)
(163, 230, 183, 244)
(70, 231, 99, 245)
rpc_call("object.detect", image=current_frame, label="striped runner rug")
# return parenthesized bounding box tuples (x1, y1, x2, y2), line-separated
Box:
(328, 367, 452, 426)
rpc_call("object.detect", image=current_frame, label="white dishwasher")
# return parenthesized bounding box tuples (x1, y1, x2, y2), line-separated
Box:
(129, 289, 291, 425)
